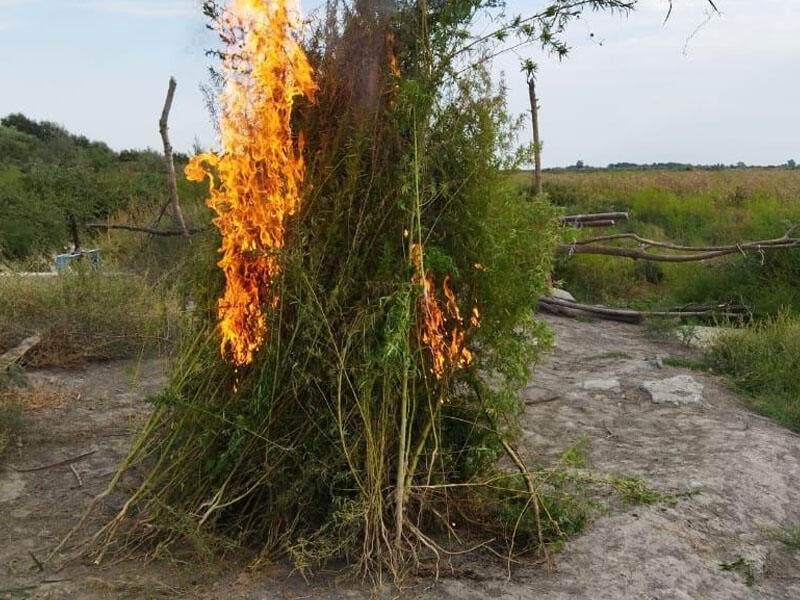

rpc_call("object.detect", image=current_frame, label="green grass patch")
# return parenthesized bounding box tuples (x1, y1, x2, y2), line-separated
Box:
(662, 355, 713, 372)
(768, 524, 800, 550)
(0, 368, 24, 461)
(0, 399, 21, 461)
(710, 313, 800, 431)
(558, 435, 590, 468)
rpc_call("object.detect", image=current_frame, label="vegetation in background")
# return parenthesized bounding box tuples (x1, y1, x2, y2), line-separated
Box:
(0, 113, 206, 264)
(523, 168, 800, 316)
(518, 167, 800, 436)
(710, 313, 800, 432)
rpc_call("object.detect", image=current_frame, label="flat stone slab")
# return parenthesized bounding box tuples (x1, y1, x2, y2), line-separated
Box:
(580, 378, 620, 391)
(640, 374, 704, 405)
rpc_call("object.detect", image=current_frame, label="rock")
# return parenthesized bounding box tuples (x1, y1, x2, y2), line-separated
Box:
(550, 288, 577, 302)
(640, 374, 704, 405)
(580, 378, 620, 391)
(677, 326, 742, 350)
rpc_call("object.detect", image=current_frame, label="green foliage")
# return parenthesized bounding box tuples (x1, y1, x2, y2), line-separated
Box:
(769, 523, 800, 550)
(0, 400, 21, 461)
(0, 115, 204, 262)
(609, 477, 664, 505)
(558, 435, 590, 468)
(720, 556, 757, 586)
(710, 313, 800, 432)
(0, 360, 28, 462)
(661, 355, 713, 372)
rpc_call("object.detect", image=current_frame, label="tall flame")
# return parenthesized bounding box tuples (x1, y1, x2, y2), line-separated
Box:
(411, 244, 479, 380)
(186, 0, 317, 366)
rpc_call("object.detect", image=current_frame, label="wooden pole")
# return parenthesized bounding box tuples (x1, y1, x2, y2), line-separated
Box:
(159, 77, 190, 241)
(528, 74, 542, 197)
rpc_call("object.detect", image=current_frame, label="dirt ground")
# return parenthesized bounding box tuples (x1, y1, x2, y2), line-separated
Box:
(2, 314, 799, 599)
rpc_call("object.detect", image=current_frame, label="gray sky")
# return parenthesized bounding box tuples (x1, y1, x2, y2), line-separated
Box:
(0, 0, 796, 167)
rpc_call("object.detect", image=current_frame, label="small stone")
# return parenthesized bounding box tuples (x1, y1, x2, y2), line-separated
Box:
(550, 288, 577, 302)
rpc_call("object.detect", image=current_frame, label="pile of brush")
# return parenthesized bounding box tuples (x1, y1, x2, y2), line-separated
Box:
(87, 0, 564, 580)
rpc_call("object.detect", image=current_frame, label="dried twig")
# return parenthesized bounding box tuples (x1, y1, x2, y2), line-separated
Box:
(69, 464, 83, 487)
(159, 76, 189, 240)
(9, 449, 96, 473)
(86, 223, 208, 236)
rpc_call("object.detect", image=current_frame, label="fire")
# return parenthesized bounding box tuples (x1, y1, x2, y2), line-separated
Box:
(411, 244, 479, 379)
(186, 0, 317, 366)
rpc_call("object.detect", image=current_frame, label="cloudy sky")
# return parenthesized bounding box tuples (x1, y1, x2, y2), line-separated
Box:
(0, 0, 796, 167)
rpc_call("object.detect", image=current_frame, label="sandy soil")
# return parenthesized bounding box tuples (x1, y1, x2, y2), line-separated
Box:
(2, 315, 799, 599)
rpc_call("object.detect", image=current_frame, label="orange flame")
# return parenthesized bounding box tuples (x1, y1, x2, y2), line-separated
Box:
(411, 244, 479, 379)
(186, 0, 317, 366)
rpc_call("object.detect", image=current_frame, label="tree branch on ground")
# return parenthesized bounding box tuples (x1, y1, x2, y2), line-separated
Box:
(86, 223, 209, 236)
(561, 225, 800, 262)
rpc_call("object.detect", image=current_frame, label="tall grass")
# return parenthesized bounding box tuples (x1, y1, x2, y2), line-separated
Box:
(0, 271, 180, 366)
(710, 313, 800, 432)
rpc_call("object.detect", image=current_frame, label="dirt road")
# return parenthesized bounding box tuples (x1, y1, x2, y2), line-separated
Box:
(1, 315, 799, 599)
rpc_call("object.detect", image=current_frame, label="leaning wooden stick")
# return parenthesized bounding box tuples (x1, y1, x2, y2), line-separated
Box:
(159, 76, 190, 240)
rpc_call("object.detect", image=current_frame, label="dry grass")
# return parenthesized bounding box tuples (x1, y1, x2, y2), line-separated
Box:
(0, 386, 72, 413)
(541, 168, 800, 204)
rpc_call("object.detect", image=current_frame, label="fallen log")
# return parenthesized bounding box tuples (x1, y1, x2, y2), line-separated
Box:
(1, 333, 41, 369)
(538, 296, 749, 324)
(560, 211, 629, 227)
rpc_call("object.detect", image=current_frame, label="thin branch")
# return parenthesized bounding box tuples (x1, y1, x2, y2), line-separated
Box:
(10, 449, 96, 473)
(448, 1, 635, 62)
(86, 223, 209, 236)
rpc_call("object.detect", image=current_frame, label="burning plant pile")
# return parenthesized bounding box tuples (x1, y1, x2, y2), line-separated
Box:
(91, 0, 562, 579)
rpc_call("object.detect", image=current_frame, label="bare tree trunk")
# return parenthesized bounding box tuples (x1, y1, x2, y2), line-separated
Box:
(68, 213, 81, 252)
(159, 77, 190, 241)
(528, 75, 542, 196)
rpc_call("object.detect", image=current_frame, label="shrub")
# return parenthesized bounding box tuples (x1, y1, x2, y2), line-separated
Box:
(710, 312, 800, 431)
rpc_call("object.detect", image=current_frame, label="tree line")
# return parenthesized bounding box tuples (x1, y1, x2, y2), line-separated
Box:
(0, 113, 195, 262)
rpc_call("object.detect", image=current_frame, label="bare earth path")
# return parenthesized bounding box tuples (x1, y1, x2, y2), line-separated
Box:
(1, 315, 799, 599)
